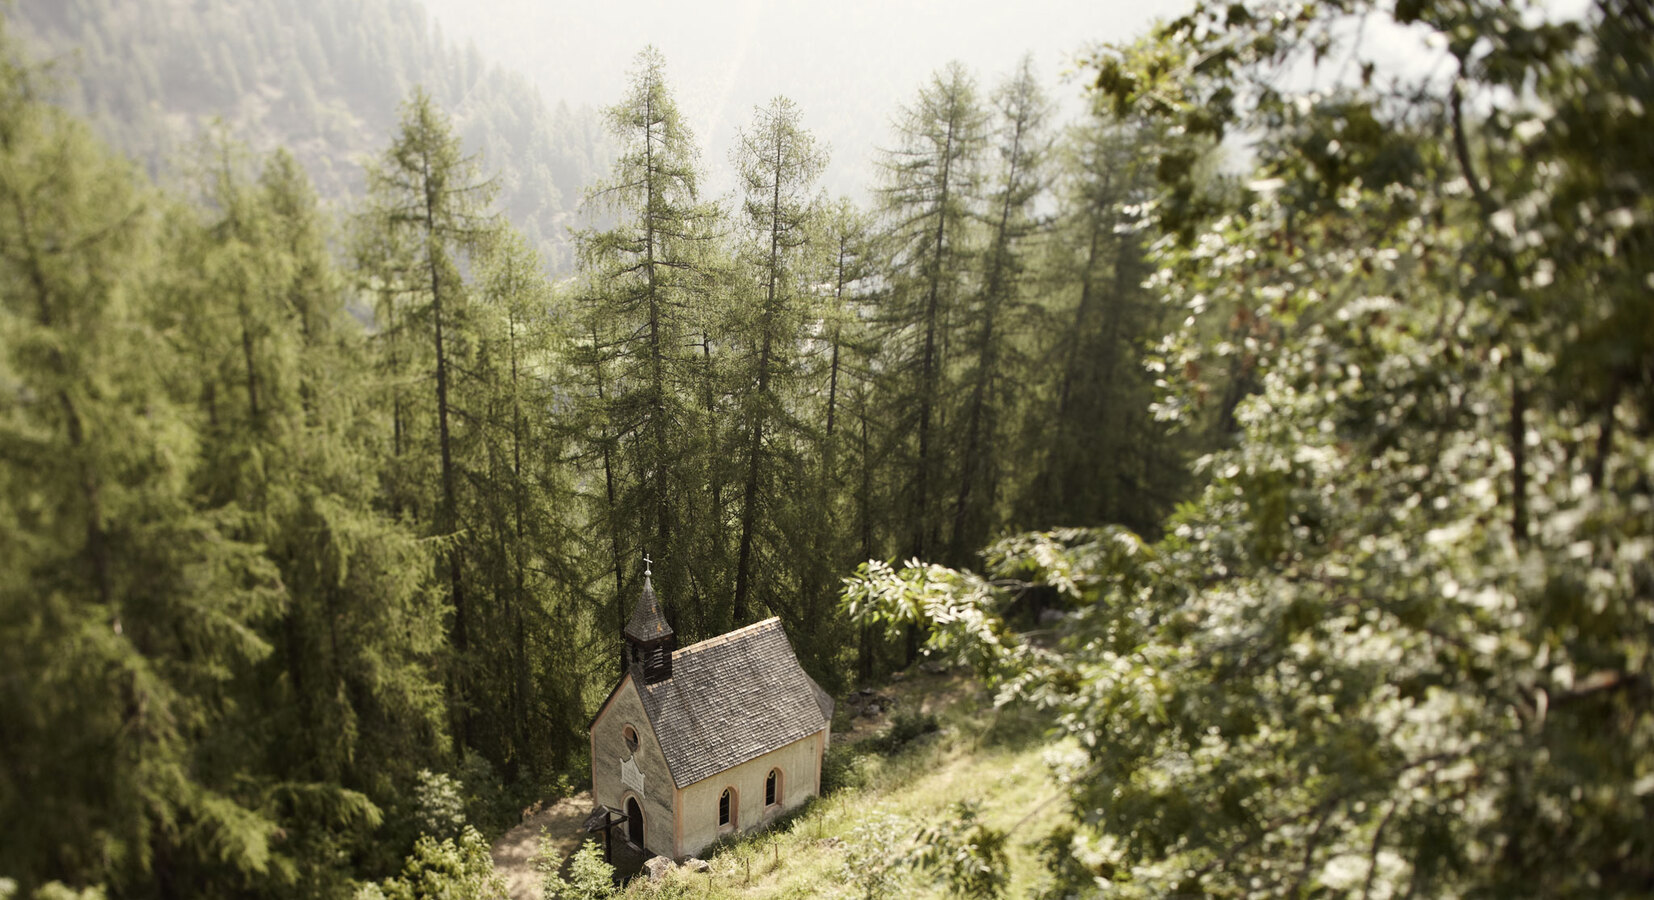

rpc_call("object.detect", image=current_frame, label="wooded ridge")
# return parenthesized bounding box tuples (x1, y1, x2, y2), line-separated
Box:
(2, 0, 1651, 897)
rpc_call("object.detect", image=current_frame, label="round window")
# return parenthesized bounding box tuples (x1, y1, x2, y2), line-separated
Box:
(623, 725, 639, 753)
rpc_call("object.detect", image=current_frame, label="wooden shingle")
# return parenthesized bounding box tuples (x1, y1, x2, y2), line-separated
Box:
(634, 617, 833, 788)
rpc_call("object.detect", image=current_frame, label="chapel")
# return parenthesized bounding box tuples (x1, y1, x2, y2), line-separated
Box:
(588, 569, 834, 859)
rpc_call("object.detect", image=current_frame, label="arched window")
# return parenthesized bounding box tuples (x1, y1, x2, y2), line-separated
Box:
(765, 768, 782, 806)
(622, 725, 639, 753)
(719, 787, 735, 828)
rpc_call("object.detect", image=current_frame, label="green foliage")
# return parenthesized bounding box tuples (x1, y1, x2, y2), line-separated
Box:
(538, 839, 614, 900)
(836, 811, 912, 900)
(864, 711, 941, 755)
(9, 0, 609, 273)
(22, 885, 106, 900)
(413, 770, 467, 840)
(910, 801, 1010, 899)
(0, 25, 292, 895)
(726, 94, 830, 635)
(848, 2, 1654, 896)
(819, 743, 873, 796)
(574, 46, 727, 642)
(360, 827, 508, 900)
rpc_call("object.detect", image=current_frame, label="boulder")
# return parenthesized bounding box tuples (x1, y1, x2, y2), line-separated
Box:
(683, 858, 712, 873)
(644, 855, 676, 882)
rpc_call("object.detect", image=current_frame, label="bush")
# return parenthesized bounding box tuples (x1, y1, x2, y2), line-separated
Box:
(413, 769, 467, 839)
(820, 743, 871, 795)
(357, 826, 507, 900)
(865, 712, 939, 755)
(539, 838, 613, 900)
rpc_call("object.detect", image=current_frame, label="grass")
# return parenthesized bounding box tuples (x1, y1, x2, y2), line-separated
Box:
(610, 669, 1076, 899)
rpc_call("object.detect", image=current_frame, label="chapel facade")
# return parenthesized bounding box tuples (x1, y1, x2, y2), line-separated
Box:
(588, 572, 834, 859)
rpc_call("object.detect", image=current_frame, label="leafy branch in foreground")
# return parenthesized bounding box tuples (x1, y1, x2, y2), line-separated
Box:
(845, 2, 1654, 891)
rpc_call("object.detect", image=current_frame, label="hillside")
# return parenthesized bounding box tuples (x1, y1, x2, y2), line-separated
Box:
(513, 669, 1073, 899)
(8, 0, 608, 272)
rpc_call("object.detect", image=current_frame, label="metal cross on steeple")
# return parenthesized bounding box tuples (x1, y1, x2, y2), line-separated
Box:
(643, 553, 653, 578)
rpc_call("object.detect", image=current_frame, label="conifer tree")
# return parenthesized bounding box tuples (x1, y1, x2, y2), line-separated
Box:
(876, 61, 987, 567)
(1017, 111, 1181, 535)
(163, 140, 451, 893)
(576, 47, 720, 640)
(360, 87, 498, 749)
(946, 57, 1049, 565)
(0, 41, 284, 894)
(875, 62, 987, 663)
(728, 95, 826, 626)
(464, 228, 591, 775)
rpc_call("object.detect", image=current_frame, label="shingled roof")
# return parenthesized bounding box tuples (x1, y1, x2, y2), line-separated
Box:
(624, 575, 674, 643)
(634, 617, 833, 789)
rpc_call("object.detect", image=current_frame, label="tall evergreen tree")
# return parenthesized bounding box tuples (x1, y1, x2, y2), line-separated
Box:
(576, 47, 721, 641)
(946, 57, 1049, 565)
(728, 95, 826, 627)
(0, 41, 286, 895)
(876, 61, 988, 567)
(359, 87, 497, 750)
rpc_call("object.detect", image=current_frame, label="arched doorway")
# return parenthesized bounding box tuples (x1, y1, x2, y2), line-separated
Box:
(626, 796, 644, 848)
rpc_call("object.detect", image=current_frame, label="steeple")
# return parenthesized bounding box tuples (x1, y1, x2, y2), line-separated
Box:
(625, 556, 674, 684)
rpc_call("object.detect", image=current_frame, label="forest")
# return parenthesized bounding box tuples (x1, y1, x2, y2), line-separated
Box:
(2, 0, 1651, 897)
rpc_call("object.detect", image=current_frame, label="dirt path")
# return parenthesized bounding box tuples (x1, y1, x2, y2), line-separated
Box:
(490, 792, 593, 900)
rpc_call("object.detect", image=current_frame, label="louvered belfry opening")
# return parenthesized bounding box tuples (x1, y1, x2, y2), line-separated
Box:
(624, 571, 675, 685)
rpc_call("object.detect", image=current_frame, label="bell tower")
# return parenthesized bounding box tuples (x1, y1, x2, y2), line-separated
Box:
(624, 556, 674, 684)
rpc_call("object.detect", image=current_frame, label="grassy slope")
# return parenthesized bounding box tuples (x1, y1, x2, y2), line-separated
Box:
(598, 669, 1076, 899)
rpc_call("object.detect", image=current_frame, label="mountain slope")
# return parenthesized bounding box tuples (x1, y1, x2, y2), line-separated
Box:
(9, 0, 607, 272)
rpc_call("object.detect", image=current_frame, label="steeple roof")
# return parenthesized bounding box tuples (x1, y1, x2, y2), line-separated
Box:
(624, 574, 673, 643)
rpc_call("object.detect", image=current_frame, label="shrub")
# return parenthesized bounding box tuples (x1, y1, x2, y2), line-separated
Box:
(865, 712, 939, 754)
(539, 838, 613, 900)
(413, 769, 467, 839)
(820, 743, 871, 794)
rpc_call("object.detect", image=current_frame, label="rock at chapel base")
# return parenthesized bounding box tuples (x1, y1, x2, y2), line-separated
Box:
(683, 858, 712, 873)
(644, 856, 677, 882)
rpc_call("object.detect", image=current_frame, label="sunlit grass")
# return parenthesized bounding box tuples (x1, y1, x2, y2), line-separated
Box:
(621, 675, 1073, 898)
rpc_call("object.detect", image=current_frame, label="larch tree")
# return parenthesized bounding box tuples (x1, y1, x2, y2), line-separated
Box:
(728, 95, 826, 627)
(817, 196, 882, 680)
(576, 47, 721, 641)
(0, 42, 285, 894)
(875, 61, 987, 663)
(876, 61, 988, 569)
(360, 87, 498, 750)
(1017, 109, 1182, 536)
(464, 228, 591, 776)
(162, 140, 449, 894)
(946, 56, 1050, 566)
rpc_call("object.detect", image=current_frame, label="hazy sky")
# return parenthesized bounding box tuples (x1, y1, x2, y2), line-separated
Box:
(418, 0, 1196, 198)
